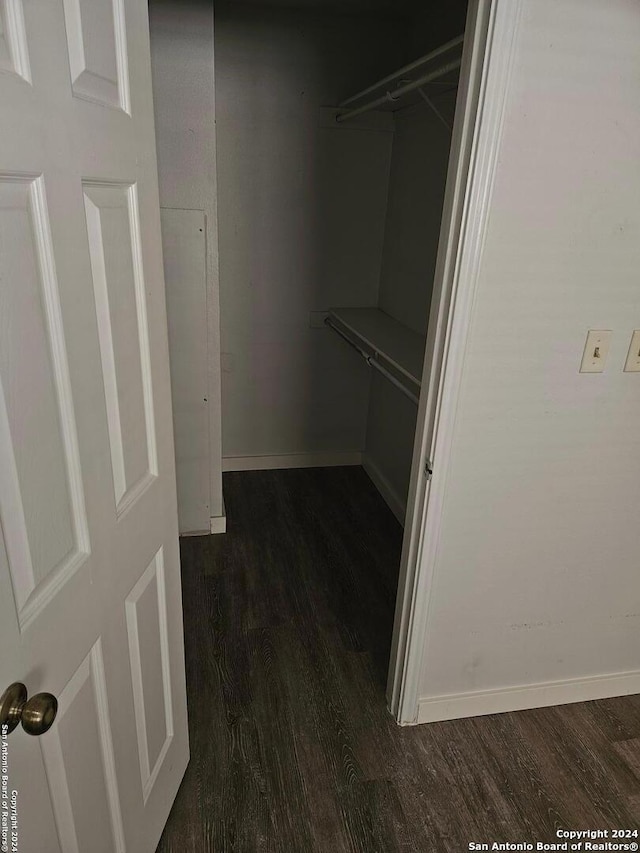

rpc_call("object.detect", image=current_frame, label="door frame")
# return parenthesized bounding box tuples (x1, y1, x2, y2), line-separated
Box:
(386, 0, 525, 725)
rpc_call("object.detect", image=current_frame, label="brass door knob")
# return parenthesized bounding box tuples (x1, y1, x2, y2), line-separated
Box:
(0, 682, 58, 736)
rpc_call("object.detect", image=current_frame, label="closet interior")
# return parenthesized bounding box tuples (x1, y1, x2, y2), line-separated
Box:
(214, 0, 468, 524)
(324, 35, 462, 431)
(149, 0, 469, 685)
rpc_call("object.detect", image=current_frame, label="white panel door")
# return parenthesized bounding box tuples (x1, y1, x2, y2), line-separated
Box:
(0, 1, 188, 851)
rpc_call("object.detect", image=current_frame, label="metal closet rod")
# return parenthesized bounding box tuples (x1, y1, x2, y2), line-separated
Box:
(336, 57, 462, 124)
(338, 34, 465, 109)
(324, 318, 420, 406)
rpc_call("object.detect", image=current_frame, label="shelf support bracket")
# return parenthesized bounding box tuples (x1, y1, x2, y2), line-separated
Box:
(417, 87, 453, 132)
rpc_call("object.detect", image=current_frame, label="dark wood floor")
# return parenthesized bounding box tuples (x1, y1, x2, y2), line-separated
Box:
(157, 467, 640, 852)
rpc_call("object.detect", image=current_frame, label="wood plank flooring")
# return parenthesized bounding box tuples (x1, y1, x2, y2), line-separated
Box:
(157, 467, 640, 852)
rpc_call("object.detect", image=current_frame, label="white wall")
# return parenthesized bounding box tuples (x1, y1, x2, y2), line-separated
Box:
(365, 99, 456, 518)
(378, 102, 455, 336)
(364, 371, 419, 522)
(149, 0, 224, 528)
(161, 209, 210, 533)
(214, 3, 407, 462)
(417, 0, 640, 720)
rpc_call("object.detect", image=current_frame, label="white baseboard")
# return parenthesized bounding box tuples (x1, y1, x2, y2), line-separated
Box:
(222, 451, 362, 472)
(209, 499, 227, 535)
(362, 455, 406, 525)
(415, 669, 640, 725)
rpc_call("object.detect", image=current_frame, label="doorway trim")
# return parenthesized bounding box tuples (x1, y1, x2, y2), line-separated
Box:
(386, 0, 525, 725)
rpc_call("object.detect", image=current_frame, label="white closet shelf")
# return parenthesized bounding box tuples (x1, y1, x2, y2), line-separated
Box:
(327, 307, 426, 387)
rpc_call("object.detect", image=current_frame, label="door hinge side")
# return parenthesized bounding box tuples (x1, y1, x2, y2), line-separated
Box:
(424, 459, 433, 480)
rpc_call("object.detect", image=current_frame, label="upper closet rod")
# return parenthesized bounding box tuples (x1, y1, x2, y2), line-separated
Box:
(338, 34, 464, 109)
(336, 57, 462, 124)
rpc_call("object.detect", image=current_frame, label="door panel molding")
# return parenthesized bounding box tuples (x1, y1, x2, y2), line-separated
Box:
(0, 0, 31, 83)
(0, 172, 90, 630)
(125, 547, 174, 803)
(40, 640, 126, 853)
(61, 0, 131, 113)
(83, 180, 158, 517)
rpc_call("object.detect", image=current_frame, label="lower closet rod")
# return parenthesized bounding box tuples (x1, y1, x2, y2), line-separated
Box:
(324, 317, 420, 406)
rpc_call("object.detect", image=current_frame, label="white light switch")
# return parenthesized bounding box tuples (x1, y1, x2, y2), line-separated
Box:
(580, 330, 611, 373)
(624, 330, 640, 373)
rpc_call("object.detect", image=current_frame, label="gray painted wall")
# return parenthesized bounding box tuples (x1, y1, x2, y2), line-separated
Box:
(365, 98, 456, 515)
(214, 4, 407, 460)
(149, 0, 224, 526)
(378, 102, 456, 336)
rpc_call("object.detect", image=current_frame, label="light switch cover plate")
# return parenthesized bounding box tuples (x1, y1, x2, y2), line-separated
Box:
(624, 330, 640, 372)
(580, 330, 612, 373)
